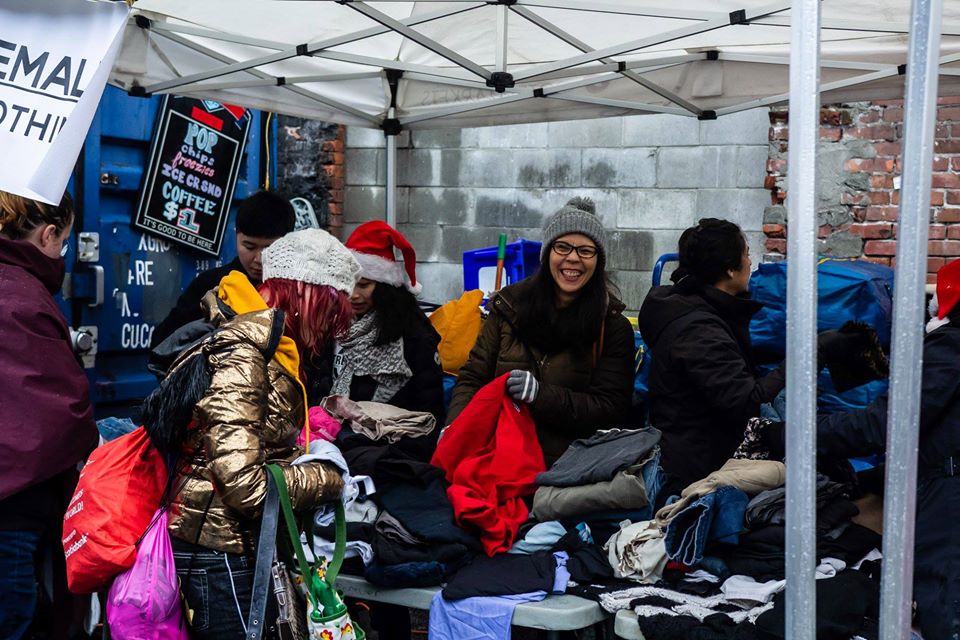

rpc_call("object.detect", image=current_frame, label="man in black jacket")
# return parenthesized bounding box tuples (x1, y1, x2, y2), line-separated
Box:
(150, 190, 295, 347)
(638, 219, 785, 491)
(810, 259, 960, 640)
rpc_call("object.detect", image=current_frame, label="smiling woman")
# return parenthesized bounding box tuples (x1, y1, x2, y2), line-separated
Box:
(448, 197, 635, 465)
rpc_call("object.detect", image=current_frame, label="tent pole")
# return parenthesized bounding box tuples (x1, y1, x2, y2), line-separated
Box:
(784, 0, 821, 637)
(879, 0, 942, 637)
(386, 122, 398, 227)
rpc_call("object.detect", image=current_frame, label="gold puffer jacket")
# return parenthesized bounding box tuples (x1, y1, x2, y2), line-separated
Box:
(167, 281, 343, 555)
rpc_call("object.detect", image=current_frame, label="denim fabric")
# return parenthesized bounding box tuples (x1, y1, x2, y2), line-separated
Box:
(171, 539, 263, 640)
(0, 529, 41, 640)
(96, 416, 138, 443)
(642, 447, 666, 508)
(663, 486, 749, 566)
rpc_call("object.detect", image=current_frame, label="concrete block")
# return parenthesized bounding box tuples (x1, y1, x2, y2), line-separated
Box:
(612, 270, 655, 313)
(695, 189, 768, 232)
(512, 150, 582, 188)
(437, 226, 513, 263)
(413, 262, 466, 305)
(408, 189, 470, 225)
(344, 187, 410, 224)
(547, 118, 622, 148)
(475, 194, 546, 229)
(397, 224, 443, 262)
(700, 108, 770, 145)
(657, 147, 721, 188)
(735, 146, 769, 188)
(469, 122, 549, 148)
(345, 148, 384, 186)
(623, 113, 699, 147)
(411, 129, 464, 149)
(346, 126, 385, 148)
(458, 150, 518, 188)
(618, 190, 698, 230)
(399, 149, 440, 186)
(605, 229, 655, 271)
(582, 148, 657, 188)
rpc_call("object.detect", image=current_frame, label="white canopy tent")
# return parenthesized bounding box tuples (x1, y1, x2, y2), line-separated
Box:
(107, 1, 949, 638)
(113, 0, 960, 128)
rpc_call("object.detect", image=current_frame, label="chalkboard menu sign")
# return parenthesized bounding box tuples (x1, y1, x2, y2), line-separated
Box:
(133, 96, 251, 256)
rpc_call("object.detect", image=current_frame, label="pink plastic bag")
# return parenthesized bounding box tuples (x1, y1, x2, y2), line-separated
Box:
(106, 509, 189, 640)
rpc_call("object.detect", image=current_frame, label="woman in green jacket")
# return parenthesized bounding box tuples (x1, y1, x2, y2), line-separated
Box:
(448, 197, 635, 464)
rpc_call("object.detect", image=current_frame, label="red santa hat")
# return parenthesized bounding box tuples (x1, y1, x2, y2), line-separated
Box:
(345, 221, 421, 295)
(936, 257, 960, 319)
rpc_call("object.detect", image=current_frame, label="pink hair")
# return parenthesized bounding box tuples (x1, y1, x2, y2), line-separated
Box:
(257, 278, 353, 359)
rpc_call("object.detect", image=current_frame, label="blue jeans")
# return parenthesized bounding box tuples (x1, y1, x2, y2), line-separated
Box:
(664, 486, 749, 566)
(0, 529, 41, 640)
(172, 539, 272, 640)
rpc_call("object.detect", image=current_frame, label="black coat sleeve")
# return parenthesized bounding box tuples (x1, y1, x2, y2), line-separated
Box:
(151, 272, 219, 348)
(396, 321, 447, 426)
(816, 330, 960, 459)
(531, 313, 635, 433)
(671, 317, 785, 412)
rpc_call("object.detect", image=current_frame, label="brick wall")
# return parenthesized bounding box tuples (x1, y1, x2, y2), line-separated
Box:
(763, 98, 960, 284)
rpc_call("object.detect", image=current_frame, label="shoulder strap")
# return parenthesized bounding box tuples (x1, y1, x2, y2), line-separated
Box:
(246, 469, 281, 640)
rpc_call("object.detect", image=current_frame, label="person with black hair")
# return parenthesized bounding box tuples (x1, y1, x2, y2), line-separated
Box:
(150, 189, 297, 347)
(307, 220, 445, 427)
(638, 218, 784, 490)
(448, 197, 635, 465)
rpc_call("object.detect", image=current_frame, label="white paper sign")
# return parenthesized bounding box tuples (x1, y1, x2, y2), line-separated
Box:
(0, 0, 129, 204)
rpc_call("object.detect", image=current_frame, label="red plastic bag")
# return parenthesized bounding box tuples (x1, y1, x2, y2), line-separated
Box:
(63, 426, 168, 594)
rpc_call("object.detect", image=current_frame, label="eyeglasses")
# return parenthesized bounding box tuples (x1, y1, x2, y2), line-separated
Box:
(552, 241, 598, 259)
(60, 242, 70, 257)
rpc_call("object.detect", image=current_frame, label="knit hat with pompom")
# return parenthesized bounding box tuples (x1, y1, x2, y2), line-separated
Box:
(541, 196, 607, 264)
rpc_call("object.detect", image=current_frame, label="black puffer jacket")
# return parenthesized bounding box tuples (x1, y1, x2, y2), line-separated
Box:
(448, 282, 635, 464)
(638, 279, 785, 487)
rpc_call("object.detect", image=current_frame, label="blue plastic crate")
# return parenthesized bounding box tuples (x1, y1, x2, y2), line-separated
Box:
(463, 239, 542, 294)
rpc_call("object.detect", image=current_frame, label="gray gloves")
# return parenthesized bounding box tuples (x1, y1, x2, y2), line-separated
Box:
(506, 369, 539, 404)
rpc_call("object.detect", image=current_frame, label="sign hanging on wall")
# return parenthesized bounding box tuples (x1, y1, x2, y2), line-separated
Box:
(0, 0, 128, 204)
(133, 96, 251, 256)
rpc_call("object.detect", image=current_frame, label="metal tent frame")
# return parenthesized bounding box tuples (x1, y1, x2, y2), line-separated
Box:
(110, 1, 948, 636)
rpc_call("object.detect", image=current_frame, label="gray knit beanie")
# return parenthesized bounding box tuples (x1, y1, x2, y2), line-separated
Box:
(541, 196, 606, 262)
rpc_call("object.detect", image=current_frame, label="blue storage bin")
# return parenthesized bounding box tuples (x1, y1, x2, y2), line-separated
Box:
(463, 239, 542, 294)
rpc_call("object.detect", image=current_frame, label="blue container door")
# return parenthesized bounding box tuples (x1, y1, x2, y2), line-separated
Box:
(68, 87, 267, 416)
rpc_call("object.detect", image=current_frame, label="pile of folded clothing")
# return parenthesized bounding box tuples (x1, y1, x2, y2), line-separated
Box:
(532, 427, 663, 541)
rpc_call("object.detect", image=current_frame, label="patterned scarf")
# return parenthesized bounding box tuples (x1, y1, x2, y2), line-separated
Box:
(330, 310, 412, 403)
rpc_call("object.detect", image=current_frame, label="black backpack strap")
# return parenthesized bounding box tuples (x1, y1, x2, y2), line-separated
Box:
(247, 471, 280, 640)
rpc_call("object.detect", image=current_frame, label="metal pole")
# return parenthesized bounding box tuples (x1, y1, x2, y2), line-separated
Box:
(879, 0, 942, 637)
(784, 0, 821, 637)
(496, 4, 508, 73)
(385, 119, 397, 227)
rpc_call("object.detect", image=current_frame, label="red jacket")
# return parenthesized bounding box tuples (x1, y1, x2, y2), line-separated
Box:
(431, 373, 545, 555)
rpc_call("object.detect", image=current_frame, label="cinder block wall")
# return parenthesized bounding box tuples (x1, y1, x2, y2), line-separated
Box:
(344, 109, 772, 311)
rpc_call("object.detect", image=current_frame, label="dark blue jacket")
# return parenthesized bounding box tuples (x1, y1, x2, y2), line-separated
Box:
(817, 323, 960, 640)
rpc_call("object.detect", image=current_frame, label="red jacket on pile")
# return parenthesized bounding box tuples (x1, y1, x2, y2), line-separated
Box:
(431, 373, 545, 555)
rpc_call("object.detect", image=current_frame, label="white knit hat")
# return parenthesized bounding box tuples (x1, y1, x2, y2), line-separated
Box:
(261, 228, 361, 295)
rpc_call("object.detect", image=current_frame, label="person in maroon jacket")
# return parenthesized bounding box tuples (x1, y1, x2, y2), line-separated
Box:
(0, 190, 97, 639)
